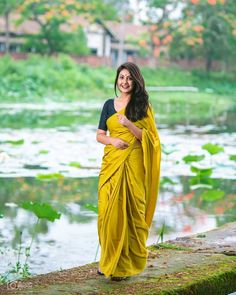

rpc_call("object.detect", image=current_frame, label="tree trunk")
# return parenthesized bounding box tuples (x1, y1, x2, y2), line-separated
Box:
(5, 11, 10, 53)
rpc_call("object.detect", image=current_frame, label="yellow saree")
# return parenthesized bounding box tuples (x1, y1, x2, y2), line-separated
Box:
(98, 105, 161, 278)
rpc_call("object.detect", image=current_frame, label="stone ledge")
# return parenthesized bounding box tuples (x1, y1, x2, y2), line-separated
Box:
(1, 222, 236, 295)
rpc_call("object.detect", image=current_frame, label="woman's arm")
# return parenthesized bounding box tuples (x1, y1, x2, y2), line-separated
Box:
(117, 114, 142, 141)
(96, 130, 129, 149)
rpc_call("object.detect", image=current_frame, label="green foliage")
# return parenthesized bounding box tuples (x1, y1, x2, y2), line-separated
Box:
(38, 150, 49, 154)
(36, 173, 64, 181)
(0, 139, 24, 145)
(170, 0, 236, 71)
(18, 0, 117, 55)
(202, 143, 224, 155)
(229, 155, 236, 162)
(21, 201, 61, 221)
(0, 55, 114, 102)
(190, 165, 213, 189)
(63, 28, 90, 56)
(183, 154, 205, 164)
(23, 28, 90, 56)
(201, 189, 225, 202)
(85, 203, 98, 214)
(153, 243, 191, 251)
(69, 162, 82, 168)
(0, 0, 22, 15)
(160, 177, 177, 187)
(190, 166, 213, 177)
(157, 221, 166, 243)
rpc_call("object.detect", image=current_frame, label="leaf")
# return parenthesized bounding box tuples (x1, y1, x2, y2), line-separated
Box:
(191, 165, 213, 177)
(21, 201, 61, 222)
(161, 144, 177, 155)
(189, 176, 213, 187)
(160, 177, 177, 186)
(85, 203, 98, 214)
(69, 162, 81, 168)
(36, 173, 64, 181)
(0, 213, 3, 218)
(4, 139, 24, 145)
(183, 154, 205, 163)
(229, 155, 236, 162)
(201, 189, 225, 202)
(39, 150, 49, 154)
(202, 143, 224, 155)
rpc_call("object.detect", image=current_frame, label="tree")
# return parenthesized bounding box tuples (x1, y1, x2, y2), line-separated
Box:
(139, 0, 179, 63)
(172, 0, 236, 72)
(0, 0, 23, 53)
(17, 0, 117, 55)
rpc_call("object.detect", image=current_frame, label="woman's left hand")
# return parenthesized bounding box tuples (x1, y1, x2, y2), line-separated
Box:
(117, 114, 131, 127)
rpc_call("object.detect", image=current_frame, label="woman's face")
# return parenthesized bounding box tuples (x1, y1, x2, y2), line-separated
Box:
(117, 69, 134, 94)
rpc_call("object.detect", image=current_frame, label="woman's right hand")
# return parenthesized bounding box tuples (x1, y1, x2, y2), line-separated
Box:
(110, 137, 129, 149)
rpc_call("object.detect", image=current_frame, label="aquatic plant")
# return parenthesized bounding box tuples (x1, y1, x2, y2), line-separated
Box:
(0, 202, 61, 284)
(182, 154, 205, 164)
(201, 189, 225, 202)
(202, 143, 224, 165)
(157, 221, 166, 244)
(229, 155, 236, 162)
(36, 173, 64, 181)
(69, 162, 82, 168)
(0, 139, 24, 145)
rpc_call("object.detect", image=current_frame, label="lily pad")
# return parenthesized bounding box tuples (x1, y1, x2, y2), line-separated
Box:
(69, 162, 81, 168)
(201, 189, 225, 202)
(2, 139, 24, 145)
(21, 201, 61, 222)
(229, 155, 236, 162)
(202, 143, 224, 155)
(160, 177, 177, 186)
(36, 173, 64, 181)
(183, 154, 205, 164)
(38, 150, 49, 154)
(191, 165, 213, 177)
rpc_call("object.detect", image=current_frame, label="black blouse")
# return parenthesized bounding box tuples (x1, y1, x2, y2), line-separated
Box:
(98, 99, 116, 131)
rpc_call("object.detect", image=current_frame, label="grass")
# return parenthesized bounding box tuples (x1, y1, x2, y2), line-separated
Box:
(0, 54, 235, 128)
(0, 54, 235, 104)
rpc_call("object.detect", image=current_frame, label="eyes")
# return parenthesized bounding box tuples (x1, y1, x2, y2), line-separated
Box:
(119, 75, 133, 82)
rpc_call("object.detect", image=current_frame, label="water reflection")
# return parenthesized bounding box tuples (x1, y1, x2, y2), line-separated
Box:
(0, 176, 235, 275)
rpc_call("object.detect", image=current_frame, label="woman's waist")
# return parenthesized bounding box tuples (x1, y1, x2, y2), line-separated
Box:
(109, 132, 134, 143)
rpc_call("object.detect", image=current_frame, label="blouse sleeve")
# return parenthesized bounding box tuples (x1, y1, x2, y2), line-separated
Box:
(98, 100, 109, 131)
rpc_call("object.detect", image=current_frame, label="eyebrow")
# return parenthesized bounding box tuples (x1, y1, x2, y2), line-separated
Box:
(119, 74, 132, 78)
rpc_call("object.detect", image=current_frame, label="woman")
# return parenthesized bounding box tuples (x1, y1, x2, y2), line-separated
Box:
(96, 62, 161, 281)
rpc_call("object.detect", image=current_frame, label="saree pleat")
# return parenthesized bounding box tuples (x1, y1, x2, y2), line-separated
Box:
(98, 106, 161, 278)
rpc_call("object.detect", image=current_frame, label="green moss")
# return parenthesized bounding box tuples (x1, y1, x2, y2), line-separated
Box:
(149, 243, 192, 251)
(134, 258, 236, 295)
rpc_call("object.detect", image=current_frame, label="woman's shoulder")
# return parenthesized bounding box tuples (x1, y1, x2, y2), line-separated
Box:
(101, 98, 114, 110)
(104, 98, 114, 105)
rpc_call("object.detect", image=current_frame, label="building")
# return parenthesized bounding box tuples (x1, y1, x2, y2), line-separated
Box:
(0, 14, 149, 66)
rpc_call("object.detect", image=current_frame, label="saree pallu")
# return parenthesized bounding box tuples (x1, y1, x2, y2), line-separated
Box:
(98, 106, 161, 278)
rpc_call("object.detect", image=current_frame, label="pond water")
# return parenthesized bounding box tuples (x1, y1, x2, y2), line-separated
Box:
(0, 102, 236, 276)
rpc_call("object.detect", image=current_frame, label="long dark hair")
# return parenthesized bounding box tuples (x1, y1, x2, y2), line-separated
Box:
(114, 62, 149, 122)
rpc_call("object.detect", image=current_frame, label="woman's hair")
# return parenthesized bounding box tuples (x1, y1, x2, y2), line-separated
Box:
(114, 62, 149, 122)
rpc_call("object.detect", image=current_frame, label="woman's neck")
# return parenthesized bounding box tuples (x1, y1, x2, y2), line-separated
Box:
(117, 93, 131, 102)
